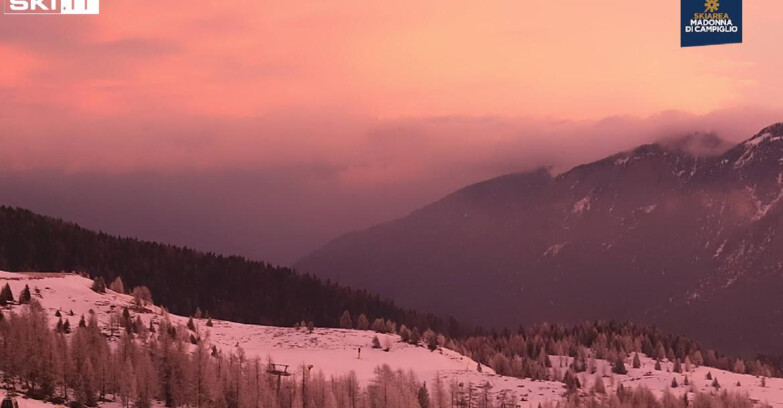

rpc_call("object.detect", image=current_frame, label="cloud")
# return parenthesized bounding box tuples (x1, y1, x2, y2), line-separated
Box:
(2, 0, 783, 264)
(1, 106, 781, 265)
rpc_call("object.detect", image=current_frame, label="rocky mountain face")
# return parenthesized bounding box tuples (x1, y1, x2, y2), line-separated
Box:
(297, 124, 783, 355)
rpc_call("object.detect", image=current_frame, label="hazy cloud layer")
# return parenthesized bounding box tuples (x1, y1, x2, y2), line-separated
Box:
(2, 107, 781, 265)
(3, 1, 783, 264)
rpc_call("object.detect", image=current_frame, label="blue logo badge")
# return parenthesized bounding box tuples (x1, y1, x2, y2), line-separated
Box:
(681, 0, 742, 47)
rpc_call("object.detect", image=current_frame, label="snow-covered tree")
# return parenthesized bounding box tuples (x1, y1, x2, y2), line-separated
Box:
(340, 311, 353, 329)
(372, 318, 387, 333)
(356, 314, 369, 330)
(110, 276, 126, 294)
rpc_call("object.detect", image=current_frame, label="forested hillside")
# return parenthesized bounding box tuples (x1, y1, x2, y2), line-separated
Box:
(0, 275, 773, 408)
(0, 206, 466, 337)
(0, 297, 765, 408)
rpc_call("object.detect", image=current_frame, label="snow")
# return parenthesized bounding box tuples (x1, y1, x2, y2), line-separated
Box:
(4, 271, 783, 407)
(735, 147, 757, 169)
(744, 181, 783, 221)
(639, 205, 657, 214)
(572, 196, 592, 214)
(745, 133, 770, 147)
(543, 243, 566, 257)
(736, 132, 783, 169)
(4, 394, 165, 408)
(0, 272, 568, 406)
(713, 240, 728, 258)
(615, 355, 783, 407)
(745, 132, 783, 148)
(614, 157, 629, 166)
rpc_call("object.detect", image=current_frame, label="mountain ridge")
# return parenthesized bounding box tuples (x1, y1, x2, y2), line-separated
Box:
(296, 123, 783, 355)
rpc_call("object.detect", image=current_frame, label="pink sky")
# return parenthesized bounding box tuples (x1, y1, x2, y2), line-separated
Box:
(1, 1, 783, 263)
(1, 0, 782, 172)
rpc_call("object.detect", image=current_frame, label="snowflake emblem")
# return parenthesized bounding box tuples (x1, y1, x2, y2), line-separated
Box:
(704, 0, 719, 12)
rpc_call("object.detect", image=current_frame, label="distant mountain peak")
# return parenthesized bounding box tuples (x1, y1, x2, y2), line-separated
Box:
(753, 122, 783, 139)
(739, 122, 783, 146)
(734, 123, 783, 162)
(655, 132, 733, 157)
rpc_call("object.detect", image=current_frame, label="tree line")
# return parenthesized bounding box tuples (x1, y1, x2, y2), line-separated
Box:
(0, 298, 436, 408)
(445, 321, 781, 384)
(0, 300, 765, 408)
(0, 206, 470, 338)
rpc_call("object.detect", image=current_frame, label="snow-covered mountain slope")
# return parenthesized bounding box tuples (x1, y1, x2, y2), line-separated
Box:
(0, 272, 564, 405)
(3, 271, 783, 407)
(296, 124, 783, 355)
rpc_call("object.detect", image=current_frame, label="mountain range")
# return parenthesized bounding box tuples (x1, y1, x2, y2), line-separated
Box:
(297, 123, 783, 355)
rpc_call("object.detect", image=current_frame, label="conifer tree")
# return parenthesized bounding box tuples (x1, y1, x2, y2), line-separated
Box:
(563, 369, 581, 392)
(0, 283, 14, 305)
(91, 277, 107, 294)
(134, 349, 156, 408)
(372, 318, 387, 333)
(612, 357, 628, 375)
(372, 335, 381, 349)
(118, 358, 135, 408)
(655, 341, 666, 361)
(385, 320, 397, 334)
(432, 372, 447, 408)
(340, 310, 353, 329)
(427, 333, 439, 351)
(399, 325, 411, 342)
(19, 284, 32, 304)
(733, 358, 746, 374)
(410, 327, 421, 345)
(109, 276, 125, 294)
(632, 352, 641, 369)
(356, 314, 370, 330)
(131, 286, 153, 308)
(692, 350, 704, 366)
(673, 358, 682, 373)
(418, 382, 430, 408)
(671, 377, 678, 388)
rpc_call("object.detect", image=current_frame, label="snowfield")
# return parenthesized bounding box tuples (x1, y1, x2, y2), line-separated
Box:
(3, 271, 783, 407)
